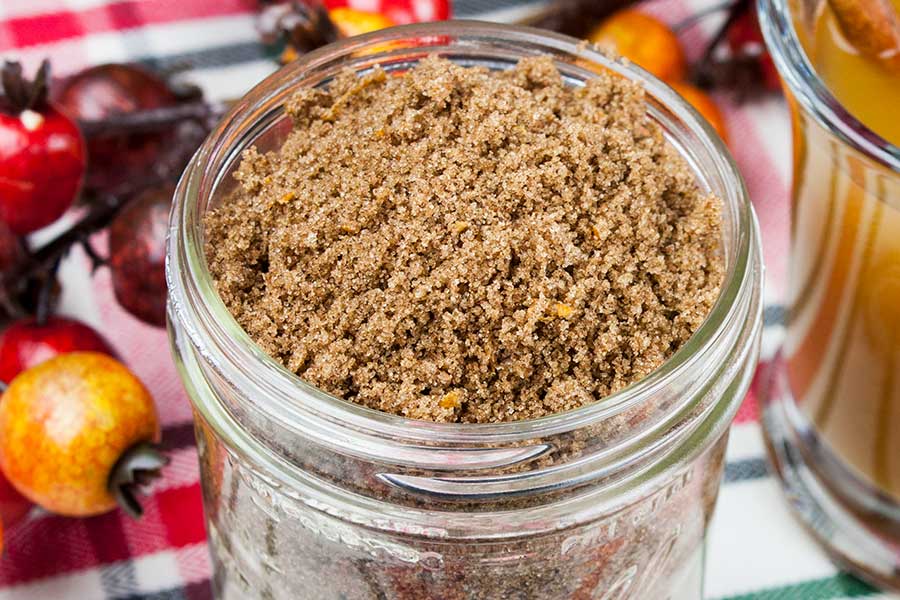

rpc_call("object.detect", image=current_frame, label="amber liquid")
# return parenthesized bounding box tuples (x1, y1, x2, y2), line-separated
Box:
(785, 0, 900, 501)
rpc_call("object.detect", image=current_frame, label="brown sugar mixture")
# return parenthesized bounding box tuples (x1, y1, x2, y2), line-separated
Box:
(205, 56, 724, 424)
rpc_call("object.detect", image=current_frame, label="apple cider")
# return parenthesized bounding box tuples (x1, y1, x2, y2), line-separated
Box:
(747, 1, 900, 591)
(784, 0, 900, 503)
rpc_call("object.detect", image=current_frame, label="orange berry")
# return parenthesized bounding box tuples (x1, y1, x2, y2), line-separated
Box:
(280, 45, 299, 64)
(588, 10, 687, 82)
(669, 82, 729, 143)
(329, 8, 395, 38)
(0, 352, 161, 517)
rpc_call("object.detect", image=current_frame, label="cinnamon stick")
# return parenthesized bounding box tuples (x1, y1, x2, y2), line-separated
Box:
(828, 0, 900, 73)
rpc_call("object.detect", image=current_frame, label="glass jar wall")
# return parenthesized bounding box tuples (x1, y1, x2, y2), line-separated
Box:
(167, 22, 763, 600)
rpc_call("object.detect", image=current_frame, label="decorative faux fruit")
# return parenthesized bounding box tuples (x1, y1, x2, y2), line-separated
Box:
(588, 9, 687, 82)
(259, 1, 340, 63)
(263, 0, 449, 63)
(54, 63, 178, 194)
(669, 81, 729, 142)
(108, 183, 173, 327)
(328, 7, 395, 37)
(0, 315, 114, 383)
(726, 10, 781, 91)
(0, 352, 165, 518)
(0, 61, 86, 235)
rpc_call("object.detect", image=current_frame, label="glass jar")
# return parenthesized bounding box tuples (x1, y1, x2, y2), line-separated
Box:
(167, 21, 763, 600)
(758, 0, 900, 590)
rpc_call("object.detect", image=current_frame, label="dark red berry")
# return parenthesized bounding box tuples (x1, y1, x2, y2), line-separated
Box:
(54, 64, 178, 194)
(0, 315, 115, 383)
(727, 11, 781, 90)
(108, 184, 172, 327)
(0, 62, 86, 235)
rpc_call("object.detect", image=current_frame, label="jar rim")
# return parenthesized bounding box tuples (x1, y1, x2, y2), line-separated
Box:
(758, 0, 900, 171)
(167, 20, 762, 448)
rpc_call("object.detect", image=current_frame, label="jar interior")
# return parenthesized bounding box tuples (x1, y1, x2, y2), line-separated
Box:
(167, 28, 763, 600)
(171, 23, 761, 516)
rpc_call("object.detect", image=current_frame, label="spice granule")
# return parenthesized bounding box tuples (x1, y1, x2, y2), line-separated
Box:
(205, 56, 724, 423)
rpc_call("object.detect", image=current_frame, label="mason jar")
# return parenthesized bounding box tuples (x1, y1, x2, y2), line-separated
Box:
(758, 0, 900, 590)
(167, 21, 763, 600)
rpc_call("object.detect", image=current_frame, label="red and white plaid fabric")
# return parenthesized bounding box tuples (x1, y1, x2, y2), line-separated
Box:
(0, 1, 807, 598)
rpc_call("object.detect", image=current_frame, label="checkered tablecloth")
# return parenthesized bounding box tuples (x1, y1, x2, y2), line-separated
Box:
(0, 0, 894, 598)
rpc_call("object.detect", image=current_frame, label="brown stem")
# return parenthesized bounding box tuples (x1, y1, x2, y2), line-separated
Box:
(691, 0, 772, 98)
(34, 257, 60, 327)
(698, 55, 773, 100)
(78, 100, 228, 138)
(0, 286, 25, 322)
(108, 442, 169, 519)
(699, 0, 750, 66)
(672, 0, 736, 33)
(0, 174, 161, 319)
(9, 191, 133, 283)
(79, 236, 107, 273)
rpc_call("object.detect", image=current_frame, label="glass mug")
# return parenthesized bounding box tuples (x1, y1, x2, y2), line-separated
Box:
(167, 22, 763, 599)
(759, 0, 900, 590)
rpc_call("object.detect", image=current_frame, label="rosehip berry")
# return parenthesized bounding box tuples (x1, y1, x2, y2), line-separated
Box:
(329, 8, 395, 37)
(0, 352, 164, 517)
(727, 11, 781, 91)
(108, 184, 172, 327)
(588, 10, 687, 82)
(0, 315, 115, 383)
(669, 82, 729, 143)
(0, 62, 86, 235)
(54, 64, 178, 194)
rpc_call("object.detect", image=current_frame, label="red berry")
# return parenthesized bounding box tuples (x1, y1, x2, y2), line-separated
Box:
(0, 316, 115, 383)
(109, 184, 172, 327)
(0, 471, 31, 529)
(727, 11, 781, 90)
(0, 352, 161, 517)
(0, 104, 86, 235)
(54, 64, 178, 194)
(0, 314, 111, 527)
